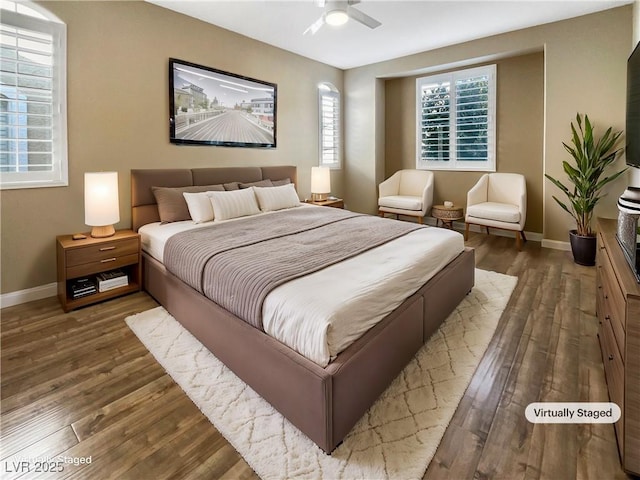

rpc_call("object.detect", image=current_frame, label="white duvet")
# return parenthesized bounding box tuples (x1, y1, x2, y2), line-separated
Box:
(139, 206, 464, 367)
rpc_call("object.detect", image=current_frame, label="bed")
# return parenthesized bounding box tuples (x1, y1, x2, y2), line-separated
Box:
(131, 166, 475, 453)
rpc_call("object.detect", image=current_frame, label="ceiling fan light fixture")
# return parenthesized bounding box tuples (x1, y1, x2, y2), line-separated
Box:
(325, 8, 349, 26)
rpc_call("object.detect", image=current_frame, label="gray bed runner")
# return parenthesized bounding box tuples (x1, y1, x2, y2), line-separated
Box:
(164, 207, 423, 329)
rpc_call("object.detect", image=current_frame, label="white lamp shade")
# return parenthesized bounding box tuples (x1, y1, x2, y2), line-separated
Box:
(85, 172, 120, 227)
(311, 166, 331, 194)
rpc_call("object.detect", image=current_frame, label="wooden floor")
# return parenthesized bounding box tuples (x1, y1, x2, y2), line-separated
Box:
(0, 233, 633, 479)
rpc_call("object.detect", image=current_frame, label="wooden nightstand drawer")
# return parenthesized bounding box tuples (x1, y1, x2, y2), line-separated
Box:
(67, 253, 139, 278)
(66, 237, 139, 267)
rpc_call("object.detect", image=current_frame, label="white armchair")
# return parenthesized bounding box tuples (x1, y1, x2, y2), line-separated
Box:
(465, 173, 527, 249)
(378, 170, 434, 224)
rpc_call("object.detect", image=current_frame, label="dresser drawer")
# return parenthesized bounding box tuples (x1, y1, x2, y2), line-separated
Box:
(596, 233, 607, 321)
(599, 318, 625, 449)
(599, 249, 627, 359)
(66, 237, 139, 267)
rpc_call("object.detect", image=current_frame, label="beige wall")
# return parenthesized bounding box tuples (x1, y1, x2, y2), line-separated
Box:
(384, 53, 544, 233)
(344, 6, 632, 243)
(0, 1, 343, 294)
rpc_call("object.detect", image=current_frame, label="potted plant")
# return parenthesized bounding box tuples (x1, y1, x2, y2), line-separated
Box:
(545, 113, 627, 266)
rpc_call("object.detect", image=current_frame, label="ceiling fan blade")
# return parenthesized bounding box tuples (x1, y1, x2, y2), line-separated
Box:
(303, 15, 325, 35)
(347, 6, 381, 29)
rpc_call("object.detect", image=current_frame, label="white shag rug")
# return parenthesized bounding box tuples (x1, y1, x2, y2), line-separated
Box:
(126, 268, 517, 480)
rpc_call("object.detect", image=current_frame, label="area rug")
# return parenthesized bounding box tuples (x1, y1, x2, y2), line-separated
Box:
(126, 268, 517, 480)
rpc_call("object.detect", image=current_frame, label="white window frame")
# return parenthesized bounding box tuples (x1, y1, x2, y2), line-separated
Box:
(416, 64, 496, 172)
(1, 2, 68, 190)
(318, 83, 341, 169)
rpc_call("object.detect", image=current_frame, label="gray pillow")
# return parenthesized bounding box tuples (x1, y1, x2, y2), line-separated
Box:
(152, 184, 225, 223)
(223, 182, 240, 191)
(239, 179, 274, 189)
(272, 178, 291, 187)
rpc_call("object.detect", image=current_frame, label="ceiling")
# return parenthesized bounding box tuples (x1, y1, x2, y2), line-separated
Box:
(146, 0, 632, 70)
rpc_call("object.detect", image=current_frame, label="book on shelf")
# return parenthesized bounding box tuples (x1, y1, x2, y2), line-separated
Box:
(97, 269, 127, 281)
(97, 269, 128, 292)
(72, 289, 97, 299)
(70, 278, 97, 298)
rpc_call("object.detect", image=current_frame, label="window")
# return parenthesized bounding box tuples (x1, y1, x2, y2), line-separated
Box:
(416, 65, 496, 172)
(0, 0, 67, 189)
(318, 83, 340, 169)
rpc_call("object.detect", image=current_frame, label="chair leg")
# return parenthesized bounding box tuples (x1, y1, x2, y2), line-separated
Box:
(516, 231, 522, 250)
(464, 223, 470, 241)
(418, 216, 423, 225)
(486, 226, 490, 235)
(521, 230, 527, 243)
(378, 210, 384, 218)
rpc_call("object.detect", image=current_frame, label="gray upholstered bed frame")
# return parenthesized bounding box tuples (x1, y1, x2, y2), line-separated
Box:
(131, 166, 475, 453)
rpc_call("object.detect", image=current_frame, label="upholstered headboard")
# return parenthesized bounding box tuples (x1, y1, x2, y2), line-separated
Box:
(131, 166, 297, 231)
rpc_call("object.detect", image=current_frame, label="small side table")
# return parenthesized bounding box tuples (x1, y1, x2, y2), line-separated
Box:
(56, 230, 141, 312)
(304, 198, 344, 209)
(431, 205, 464, 229)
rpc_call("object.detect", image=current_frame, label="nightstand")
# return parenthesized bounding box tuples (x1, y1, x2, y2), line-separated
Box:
(304, 198, 344, 209)
(56, 230, 141, 312)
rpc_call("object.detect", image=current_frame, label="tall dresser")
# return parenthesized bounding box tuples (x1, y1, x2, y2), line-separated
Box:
(596, 218, 640, 476)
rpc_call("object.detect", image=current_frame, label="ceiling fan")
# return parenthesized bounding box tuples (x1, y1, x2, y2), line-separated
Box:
(303, 0, 382, 35)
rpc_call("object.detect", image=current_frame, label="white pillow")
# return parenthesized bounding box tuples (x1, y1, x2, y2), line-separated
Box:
(209, 188, 261, 221)
(254, 183, 300, 212)
(183, 191, 216, 223)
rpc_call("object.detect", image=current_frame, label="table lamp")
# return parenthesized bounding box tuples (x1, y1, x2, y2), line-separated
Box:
(85, 171, 120, 238)
(311, 166, 331, 201)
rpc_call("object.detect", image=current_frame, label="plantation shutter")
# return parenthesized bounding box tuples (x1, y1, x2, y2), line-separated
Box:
(419, 79, 451, 163)
(320, 89, 340, 168)
(0, 8, 67, 189)
(416, 65, 495, 172)
(455, 72, 490, 162)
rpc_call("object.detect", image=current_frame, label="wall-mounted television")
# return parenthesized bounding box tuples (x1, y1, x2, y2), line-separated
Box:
(626, 42, 640, 169)
(169, 58, 277, 148)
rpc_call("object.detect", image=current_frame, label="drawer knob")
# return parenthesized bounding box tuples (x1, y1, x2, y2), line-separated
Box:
(605, 315, 610, 321)
(605, 295, 608, 299)
(600, 246, 605, 250)
(100, 257, 117, 263)
(608, 354, 614, 361)
(99, 246, 116, 251)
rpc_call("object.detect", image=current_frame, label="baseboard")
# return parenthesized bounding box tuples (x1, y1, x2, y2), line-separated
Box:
(541, 239, 571, 251)
(452, 218, 570, 250)
(424, 217, 543, 242)
(425, 216, 572, 250)
(1, 282, 57, 309)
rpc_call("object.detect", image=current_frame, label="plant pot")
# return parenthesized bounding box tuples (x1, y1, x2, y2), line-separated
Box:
(569, 230, 597, 266)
